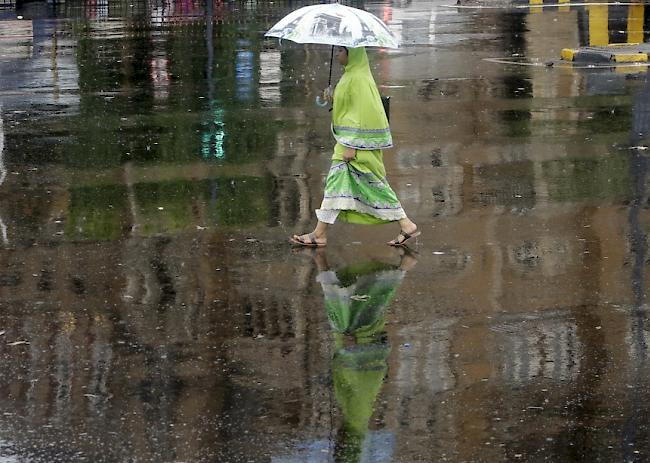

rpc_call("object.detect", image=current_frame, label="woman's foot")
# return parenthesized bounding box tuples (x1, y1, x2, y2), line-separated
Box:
(290, 232, 327, 247)
(388, 220, 420, 246)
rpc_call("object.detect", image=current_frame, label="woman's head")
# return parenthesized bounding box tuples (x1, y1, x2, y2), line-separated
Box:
(337, 46, 348, 66)
(339, 47, 369, 74)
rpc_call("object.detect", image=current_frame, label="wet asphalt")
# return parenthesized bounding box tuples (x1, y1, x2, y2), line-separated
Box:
(1, 0, 650, 461)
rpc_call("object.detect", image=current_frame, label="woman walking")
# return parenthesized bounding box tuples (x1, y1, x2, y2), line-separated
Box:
(290, 46, 419, 247)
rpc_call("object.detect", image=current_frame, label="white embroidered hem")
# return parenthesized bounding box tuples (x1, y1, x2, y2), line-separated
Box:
(319, 197, 406, 222)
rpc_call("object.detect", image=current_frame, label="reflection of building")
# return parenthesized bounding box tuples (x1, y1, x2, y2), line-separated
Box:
(259, 49, 281, 106)
(0, 6, 334, 457)
(395, 318, 456, 394)
(0, 19, 78, 107)
(235, 38, 256, 103)
(5, 1, 650, 461)
(361, 2, 650, 459)
(0, 20, 33, 58)
(0, 222, 333, 460)
(492, 312, 581, 384)
(371, 4, 437, 46)
(150, 54, 170, 102)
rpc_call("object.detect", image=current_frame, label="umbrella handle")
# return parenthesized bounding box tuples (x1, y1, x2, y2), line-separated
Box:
(315, 95, 329, 107)
(328, 45, 334, 87)
(318, 45, 335, 108)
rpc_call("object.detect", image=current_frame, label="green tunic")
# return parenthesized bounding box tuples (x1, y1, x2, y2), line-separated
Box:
(318, 47, 406, 225)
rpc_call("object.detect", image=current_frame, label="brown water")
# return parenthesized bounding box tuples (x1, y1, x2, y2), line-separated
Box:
(1, 0, 650, 461)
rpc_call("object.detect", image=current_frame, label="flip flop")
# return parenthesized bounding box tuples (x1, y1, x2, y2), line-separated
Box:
(388, 229, 421, 247)
(290, 233, 327, 247)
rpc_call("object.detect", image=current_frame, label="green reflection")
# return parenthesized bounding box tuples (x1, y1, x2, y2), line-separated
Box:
(313, 253, 412, 462)
(134, 180, 200, 235)
(66, 184, 128, 241)
(64, 16, 278, 168)
(326, 261, 399, 344)
(53, 17, 286, 239)
(543, 157, 630, 201)
(133, 177, 272, 234)
(202, 106, 226, 160)
(579, 106, 631, 134)
(475, 162, 536, 208)
(201, 176, 272, 227)
(499, 109, 531, 138)
(65, 177, 271, 240)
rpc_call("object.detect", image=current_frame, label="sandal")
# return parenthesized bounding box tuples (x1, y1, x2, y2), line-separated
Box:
(388, 229, 421, 247)
(290, 233, 327, 247)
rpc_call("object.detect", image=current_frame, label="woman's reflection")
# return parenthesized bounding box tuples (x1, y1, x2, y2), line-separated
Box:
(310, 248, 417, 462)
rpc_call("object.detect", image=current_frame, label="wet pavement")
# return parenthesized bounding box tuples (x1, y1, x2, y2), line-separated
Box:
(2, 0, 650, 461)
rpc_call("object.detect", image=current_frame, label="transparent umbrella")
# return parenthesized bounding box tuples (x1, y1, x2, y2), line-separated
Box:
(265, 3, 399, 106)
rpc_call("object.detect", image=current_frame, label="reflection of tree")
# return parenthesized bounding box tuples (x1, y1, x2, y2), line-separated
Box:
(196, 18, 278, 165)
(41, 12, 296, 241)
(314, 254, 411, 462)
(65, 177, 273, 240)
(541, 156, 629, 202)
(66, 24, 155, 169)
(66, 184, 129, 240)
(64, 15, 279, 168)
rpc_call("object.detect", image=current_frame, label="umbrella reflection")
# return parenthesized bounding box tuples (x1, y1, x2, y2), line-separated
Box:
(310, 249, 416, 462)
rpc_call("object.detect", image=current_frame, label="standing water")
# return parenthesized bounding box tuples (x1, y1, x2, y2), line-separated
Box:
(1, 0, 650, 461)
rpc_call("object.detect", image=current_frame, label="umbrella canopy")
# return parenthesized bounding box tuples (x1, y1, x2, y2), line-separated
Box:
(265, 3, 399, 49)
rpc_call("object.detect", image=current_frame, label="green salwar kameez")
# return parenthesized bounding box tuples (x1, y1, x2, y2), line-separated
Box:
(316, 47, 406, 225)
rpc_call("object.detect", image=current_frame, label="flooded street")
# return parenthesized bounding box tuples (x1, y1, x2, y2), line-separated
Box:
(2, 0, 650, 461)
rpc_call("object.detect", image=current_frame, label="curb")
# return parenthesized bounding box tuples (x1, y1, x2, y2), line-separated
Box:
(561, 47, 648, 63)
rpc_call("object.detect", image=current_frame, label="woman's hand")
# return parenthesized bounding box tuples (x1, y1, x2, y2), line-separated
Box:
(343, 147, 356, 162)
(316, 86, 333, 107)
(323, 86, 333, 104)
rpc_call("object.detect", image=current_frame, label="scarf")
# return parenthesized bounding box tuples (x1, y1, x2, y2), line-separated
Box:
(332, 47, 392, 150)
